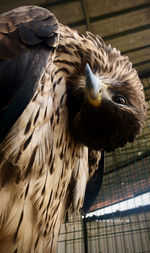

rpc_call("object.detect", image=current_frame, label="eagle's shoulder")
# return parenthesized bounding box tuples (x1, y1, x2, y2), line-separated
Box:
(0, 5, 59, 60)
(0, 6, 59, 143)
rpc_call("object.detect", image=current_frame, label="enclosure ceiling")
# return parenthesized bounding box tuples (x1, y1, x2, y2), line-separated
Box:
(0, 0, 150, 190)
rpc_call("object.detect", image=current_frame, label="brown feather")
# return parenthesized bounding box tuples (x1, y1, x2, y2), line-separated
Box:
(0, 5, 147, 253)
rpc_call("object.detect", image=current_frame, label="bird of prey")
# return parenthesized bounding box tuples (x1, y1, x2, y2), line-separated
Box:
(0, 5, 146, 253)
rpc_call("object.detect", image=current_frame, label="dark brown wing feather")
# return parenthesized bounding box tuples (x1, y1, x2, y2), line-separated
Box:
(0, 6, 59, 143)
(81, 150, 104, 214)
(0, 6, 58, 60)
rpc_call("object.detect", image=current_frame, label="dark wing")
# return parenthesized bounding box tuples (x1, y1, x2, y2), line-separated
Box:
(81, 151, 104, 214)
(0, 6, 59, 143)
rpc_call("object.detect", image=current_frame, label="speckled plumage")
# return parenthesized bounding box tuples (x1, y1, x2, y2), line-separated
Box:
(0, 5, 146, 253)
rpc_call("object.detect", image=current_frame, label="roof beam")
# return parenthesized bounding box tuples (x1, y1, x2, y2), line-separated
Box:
(41, 0, 76, 8)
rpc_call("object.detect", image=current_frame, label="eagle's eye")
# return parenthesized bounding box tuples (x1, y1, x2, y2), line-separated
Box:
(112, 96, 126, 105)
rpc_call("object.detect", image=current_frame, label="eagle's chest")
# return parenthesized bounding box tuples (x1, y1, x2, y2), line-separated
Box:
(0, 62, 88, 252)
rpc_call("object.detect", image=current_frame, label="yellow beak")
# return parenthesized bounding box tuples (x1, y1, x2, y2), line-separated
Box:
(85, 63, 103, 107)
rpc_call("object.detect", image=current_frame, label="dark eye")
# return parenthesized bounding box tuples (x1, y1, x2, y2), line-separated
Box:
(112, 96, 127, 105)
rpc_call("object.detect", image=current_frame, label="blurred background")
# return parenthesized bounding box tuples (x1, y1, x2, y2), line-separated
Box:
(0, 1, 150, 252)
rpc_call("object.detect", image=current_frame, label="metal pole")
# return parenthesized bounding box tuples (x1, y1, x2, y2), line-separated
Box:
(80, 0, 92, 32)
(83, 216, 88, 253)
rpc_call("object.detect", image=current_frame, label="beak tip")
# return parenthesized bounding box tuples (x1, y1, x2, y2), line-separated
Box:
(85, 63, 102, 106)
(86, 63, 91, 75)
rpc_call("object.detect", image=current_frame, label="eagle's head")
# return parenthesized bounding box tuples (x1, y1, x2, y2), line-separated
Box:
(66, 32, 147, 152)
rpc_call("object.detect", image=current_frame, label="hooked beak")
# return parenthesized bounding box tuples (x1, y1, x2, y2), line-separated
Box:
(85, 63, 102, 107)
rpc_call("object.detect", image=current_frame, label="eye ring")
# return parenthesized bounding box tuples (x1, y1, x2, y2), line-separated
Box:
(112, 95, 127, 105)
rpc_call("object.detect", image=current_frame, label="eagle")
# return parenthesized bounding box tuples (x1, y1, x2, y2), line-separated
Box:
(0, 5, 146, 253)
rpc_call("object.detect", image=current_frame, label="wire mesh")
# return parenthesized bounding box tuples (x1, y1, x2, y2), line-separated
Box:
(58, 211, 150, 253)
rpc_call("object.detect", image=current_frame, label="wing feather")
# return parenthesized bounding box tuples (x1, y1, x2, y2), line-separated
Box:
(81, 151, 104, 214)
(0, 6, 59, 143)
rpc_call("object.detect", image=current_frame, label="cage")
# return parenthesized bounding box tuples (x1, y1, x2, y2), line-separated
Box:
(0, 1, 149, 253)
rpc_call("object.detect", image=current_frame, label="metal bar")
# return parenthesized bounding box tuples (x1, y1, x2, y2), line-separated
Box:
(80, 0, 92, 31)
(82, 216, 89, 253)
(85, 205, 150, 222)
(113, 152, 126, 253)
